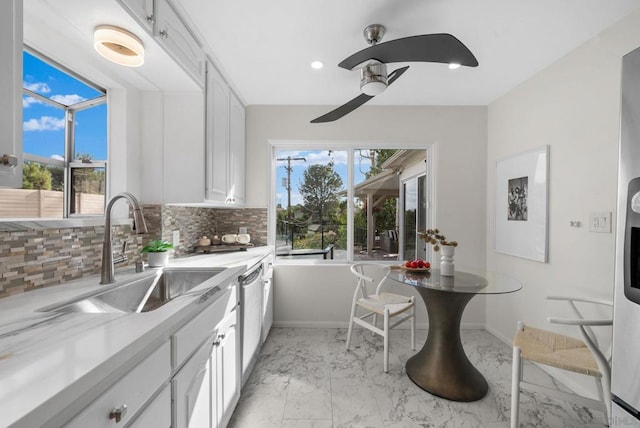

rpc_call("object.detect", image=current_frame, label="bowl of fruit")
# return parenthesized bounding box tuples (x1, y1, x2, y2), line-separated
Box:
(401, 259, 431, 273)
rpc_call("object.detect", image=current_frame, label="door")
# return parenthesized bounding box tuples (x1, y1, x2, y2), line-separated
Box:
(402, 175, 427, 261)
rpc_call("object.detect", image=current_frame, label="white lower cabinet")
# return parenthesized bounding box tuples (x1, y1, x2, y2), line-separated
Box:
(65, 342, 171, 427)
(173, 308, 240, 428)
(129, 384, 171, 427)
(173, 335, 214, 427)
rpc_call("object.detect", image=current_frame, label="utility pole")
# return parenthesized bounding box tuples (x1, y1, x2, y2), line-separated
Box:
(276, 156, 306, 220)
(277, 156, 306, 248)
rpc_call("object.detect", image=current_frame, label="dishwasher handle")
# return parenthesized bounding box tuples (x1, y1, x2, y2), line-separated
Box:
(240, 264, 263, 285)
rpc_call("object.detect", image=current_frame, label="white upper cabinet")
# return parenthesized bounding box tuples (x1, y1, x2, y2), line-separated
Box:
(155, 0, 205, 87)
(205, 61, 230, 204)
(117, 0, 154, 32)
(0, 0, 23, 188)
(205, 60, 246, 207)
(228, 91, 246, 206)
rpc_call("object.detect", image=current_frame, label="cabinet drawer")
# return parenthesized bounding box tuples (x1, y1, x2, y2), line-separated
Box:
(129, 384, 171, 427)
(65, 342, 171, 428)
(172, 286, 235, 369)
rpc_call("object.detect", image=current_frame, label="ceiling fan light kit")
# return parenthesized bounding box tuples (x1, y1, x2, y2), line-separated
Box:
(360, 63, 388, 96)
(311, 23, 478, 123)
(94, 25, 144, 67)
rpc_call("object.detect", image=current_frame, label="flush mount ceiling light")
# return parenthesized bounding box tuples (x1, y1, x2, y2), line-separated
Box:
(311, 60, 324, 69)
(94, 25, 144, 67)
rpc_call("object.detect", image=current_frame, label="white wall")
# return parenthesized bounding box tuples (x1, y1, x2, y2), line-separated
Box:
(486, 9, 640, 397)
(246, 105, 488, 328)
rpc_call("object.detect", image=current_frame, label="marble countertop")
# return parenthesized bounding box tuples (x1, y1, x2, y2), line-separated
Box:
(0, 246, 273, 428)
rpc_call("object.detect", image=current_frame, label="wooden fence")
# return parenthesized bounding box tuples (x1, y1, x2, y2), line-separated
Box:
(0, 189, 104, 218)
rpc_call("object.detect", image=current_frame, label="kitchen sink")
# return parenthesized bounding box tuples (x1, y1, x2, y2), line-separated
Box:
(40, 267, 227, 314)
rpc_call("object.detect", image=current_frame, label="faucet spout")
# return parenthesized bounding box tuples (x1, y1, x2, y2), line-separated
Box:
(100, 192, 147, 285)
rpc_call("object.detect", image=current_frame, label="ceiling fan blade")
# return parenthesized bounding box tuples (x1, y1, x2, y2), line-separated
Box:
(310, 93, 374, 123)
(310, 66, 409, 123)
(339, 34, 478, 70)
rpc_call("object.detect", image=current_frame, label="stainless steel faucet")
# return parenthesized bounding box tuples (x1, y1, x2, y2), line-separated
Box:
(100, 192, 148, 284)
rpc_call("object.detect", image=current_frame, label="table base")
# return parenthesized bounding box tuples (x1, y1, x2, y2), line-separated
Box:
(406, 287, 488, 401)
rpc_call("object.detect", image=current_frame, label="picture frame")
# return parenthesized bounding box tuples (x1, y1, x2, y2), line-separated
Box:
(494, 146, 549, 262)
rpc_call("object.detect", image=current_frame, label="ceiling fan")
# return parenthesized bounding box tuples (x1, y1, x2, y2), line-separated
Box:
(310, 24, 478, 123)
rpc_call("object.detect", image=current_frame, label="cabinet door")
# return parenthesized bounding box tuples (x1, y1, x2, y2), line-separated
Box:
(215, 310, 240, 428)
(117, 0, 154, 32)
(155, 0, 205, 86)
(205, 61, 230, 203)
(173, 338, 214, 428)
(228, 92, 245, 206)
(0, 0, 23, 188)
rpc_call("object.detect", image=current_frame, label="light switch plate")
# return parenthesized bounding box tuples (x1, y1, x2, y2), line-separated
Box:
(589, 211, 611, 233)
(172, 230, 180, 246)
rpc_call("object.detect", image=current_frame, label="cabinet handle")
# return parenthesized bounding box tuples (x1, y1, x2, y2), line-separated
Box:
(109, 405, 128, 423)
(146, 14, 154, 24)
(213, 333, 225, 346)
(159, 29, 168, 38)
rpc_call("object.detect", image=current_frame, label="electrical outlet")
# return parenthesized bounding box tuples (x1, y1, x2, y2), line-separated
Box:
(172, 230, 180, 246)
(589, 211, 611, 233)
(239, 226, 248, 234)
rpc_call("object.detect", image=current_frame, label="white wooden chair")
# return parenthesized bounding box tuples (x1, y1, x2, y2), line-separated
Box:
(510, 295, 613, 427)
(345, 262, 416, 372)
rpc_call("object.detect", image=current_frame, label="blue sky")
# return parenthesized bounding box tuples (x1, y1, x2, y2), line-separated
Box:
(275, 149, 372, 207)
(22, 51, 107, 161)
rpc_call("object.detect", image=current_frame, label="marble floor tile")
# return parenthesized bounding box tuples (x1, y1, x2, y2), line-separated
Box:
(228, 328, 607, 428)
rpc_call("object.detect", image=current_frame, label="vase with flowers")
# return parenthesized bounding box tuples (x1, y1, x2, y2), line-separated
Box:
(418, 229, 458, 276)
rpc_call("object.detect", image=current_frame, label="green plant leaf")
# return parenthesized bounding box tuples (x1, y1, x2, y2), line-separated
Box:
(141, 239, 174, 253)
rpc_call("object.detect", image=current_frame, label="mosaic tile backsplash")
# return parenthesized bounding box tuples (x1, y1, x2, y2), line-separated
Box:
(0, 205, 267, 298)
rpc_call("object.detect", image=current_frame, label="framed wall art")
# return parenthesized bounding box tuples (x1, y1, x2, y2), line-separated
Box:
(494, 146, 549, 262)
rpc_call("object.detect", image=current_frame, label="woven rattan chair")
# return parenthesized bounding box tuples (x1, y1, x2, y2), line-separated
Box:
(345, 262, 416, 372)
(510, 295, 613, 427)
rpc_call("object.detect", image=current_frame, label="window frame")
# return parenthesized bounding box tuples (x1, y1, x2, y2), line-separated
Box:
(20, 47, 108, 219)
(269, 140, 434, 264)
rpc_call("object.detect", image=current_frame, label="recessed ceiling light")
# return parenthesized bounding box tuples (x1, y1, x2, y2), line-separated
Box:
(94, 25, 145, 67)
(311, 61, 324, 70)
(448, 63, 461, 70)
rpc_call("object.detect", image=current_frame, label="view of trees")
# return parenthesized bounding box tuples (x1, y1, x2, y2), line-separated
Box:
(277, 149, 400, 256)
(21, 154, 104, 195)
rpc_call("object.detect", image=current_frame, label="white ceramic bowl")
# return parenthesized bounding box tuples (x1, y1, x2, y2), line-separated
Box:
(237, 233, 251, 244)
(222, 234, 238, 244)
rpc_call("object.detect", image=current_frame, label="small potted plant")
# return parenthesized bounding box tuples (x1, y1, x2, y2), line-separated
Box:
(142, 239, 174, 267)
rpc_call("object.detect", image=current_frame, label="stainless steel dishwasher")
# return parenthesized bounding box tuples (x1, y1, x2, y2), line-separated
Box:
(239, 261, 264, 386)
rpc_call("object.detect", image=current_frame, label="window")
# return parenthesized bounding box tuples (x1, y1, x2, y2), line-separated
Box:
(273, 145, 429, 262)
(0, 49, 108, 218)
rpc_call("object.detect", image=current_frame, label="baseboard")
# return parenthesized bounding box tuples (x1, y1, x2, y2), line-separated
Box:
(272, 321, 486, 330)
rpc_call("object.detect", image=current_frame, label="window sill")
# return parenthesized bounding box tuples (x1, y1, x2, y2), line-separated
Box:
(0, 217, 132, 231)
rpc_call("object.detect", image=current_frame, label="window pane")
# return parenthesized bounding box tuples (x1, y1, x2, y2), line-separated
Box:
(74, 104, 107, 161)
(0, 161, 64, 218)
(23, 51, 104, 104)
(403, 179, 417, 261)
(22, 95, 65, 158)
(70, 167, 106, 215)
(353, 149, 400, 261)
(275, 150, 347, 261)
